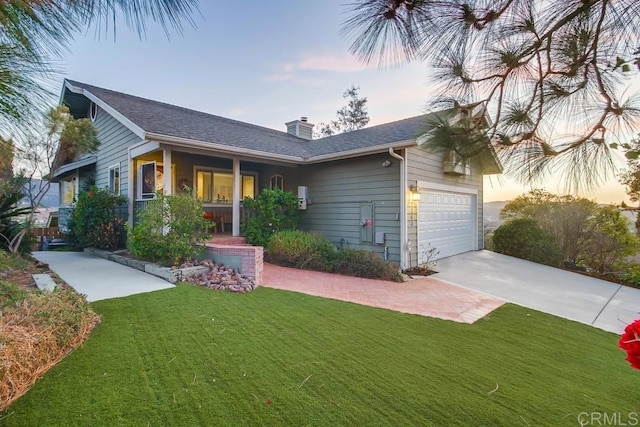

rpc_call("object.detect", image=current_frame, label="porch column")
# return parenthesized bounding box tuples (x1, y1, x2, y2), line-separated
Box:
(127, 148, 134, 228)
(163, 148, 172, 195)
(232, 158, 241, 236)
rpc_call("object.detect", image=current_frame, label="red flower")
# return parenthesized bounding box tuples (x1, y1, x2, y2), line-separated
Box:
(619, 319, 640, 370)
(266, 400, 272, 405)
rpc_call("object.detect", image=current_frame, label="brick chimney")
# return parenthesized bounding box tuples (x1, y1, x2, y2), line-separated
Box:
(285, 116, 314, 140)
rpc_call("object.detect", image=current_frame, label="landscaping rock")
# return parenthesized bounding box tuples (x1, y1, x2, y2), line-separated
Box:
(177, 260, 257, 293)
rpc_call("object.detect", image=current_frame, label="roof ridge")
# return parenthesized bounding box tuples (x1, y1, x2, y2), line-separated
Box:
(64, 79, 308, 142)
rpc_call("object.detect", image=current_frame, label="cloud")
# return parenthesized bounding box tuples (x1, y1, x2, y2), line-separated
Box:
(294, 53, 371, 73)
(263, 53, 372, 82)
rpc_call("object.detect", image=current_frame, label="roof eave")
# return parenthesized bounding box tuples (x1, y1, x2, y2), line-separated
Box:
(145, 132, 305, 164)
(52, 155, 97, 180)
(63, 80, 146, 139)
(305, 140, 417, 163)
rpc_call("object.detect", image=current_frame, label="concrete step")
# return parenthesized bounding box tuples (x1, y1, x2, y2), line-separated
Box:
(33, 274, 57, 292)
(207, 236, 249, 246)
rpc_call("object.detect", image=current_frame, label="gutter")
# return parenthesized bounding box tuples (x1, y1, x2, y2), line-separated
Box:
(388, 147, 408, 270)
(145, 132, 304, 164)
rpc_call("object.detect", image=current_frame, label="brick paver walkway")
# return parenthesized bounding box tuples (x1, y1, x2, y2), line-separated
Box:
(262, 263, 504, 324)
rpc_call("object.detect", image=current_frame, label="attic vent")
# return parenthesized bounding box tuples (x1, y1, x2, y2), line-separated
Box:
(443, 151, 471, 176)
(89, 102, 98, 122)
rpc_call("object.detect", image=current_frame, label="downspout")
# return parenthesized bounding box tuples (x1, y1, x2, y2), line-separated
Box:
(388, 147, 408, 269)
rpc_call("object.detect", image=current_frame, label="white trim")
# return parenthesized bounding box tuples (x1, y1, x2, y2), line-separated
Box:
(306, 140, 415, 163)
(416, 181, 478, 195)
(108, 163, 120, 194)
(163, 149, 172, 196)
(388, 148, 407, 269)
(232, 158, 241, 237)
(130, 140, 160, 158)
(137, 161, 157, 200)
(147, 132, 303, 163)
(52, 155, 97, 178)
(89, 102, 98, 122)
(64, 80, 146, 139)
(127, 148, 134, 228)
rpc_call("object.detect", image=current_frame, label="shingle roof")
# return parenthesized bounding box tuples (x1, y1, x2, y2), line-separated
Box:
(64, 80, 434, 161)
(304, 115, 433, 157)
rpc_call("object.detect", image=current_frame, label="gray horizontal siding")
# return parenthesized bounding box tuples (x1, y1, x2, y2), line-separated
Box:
(299, 153, 401, 264)
(406, 146, 484, 267)
(94, 106, 142, 198)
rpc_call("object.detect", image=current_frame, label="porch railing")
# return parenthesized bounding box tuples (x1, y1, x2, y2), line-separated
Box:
(134, 199, 154, 226)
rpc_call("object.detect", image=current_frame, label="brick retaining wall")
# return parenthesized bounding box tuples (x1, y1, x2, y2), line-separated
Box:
(204, 243, 263, 285)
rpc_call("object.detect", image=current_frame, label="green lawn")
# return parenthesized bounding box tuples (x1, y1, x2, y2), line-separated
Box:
(1, 284, 637, 426)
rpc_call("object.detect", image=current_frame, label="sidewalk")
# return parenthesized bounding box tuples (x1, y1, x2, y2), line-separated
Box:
(33, 251, 174, 302)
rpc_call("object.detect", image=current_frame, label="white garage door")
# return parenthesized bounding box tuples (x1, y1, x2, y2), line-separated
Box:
(418, 190, 475, 261)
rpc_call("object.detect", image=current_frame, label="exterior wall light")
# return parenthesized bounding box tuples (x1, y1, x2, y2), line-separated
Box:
(409, 185, 421, 201)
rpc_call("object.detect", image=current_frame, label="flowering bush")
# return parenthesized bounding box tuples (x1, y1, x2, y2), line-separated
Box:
(619, 319, 640, 370)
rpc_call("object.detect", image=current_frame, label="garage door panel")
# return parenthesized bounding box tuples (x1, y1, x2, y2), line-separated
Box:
(418, 190, 475, 261)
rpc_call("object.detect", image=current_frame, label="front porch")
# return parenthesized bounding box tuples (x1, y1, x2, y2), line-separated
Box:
(129, 142, 298, 235)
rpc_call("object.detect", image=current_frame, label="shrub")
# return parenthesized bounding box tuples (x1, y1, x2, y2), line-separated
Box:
(492, 218, 563, 267)
(0, 280, 28, 309)
(127, 192, 210, 265)
(267, 230, 336, 271)
(0, 180, 32, 254)
(333, 248, 402, 282)
(242, 189, 299, 247)
(578, 206, 640, 273)
(617, 262, 640, 288)
(70, 186, 126, 250)
(0, 250, 30, 272)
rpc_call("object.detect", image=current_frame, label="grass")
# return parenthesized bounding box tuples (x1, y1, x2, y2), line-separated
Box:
(1, 284, 638, 426)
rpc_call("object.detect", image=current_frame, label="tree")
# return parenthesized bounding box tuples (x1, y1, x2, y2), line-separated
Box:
(619, 133, 640, 234)
(315, 85, 370, 138)
(0, 0, 199, 135)
(342, 1, 640, 190)
(0, 137, 15, 181)
(7, 105, 98, 252)
(578, 206, 640, 273)
(500, 190, 597, 263)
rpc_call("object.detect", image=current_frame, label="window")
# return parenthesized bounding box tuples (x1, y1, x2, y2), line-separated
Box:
(139, 161, 157, 199)
(89, 102, 98, 122)
(195, 168, 256, 203)
(60, 176, 77, 206)
(270, 174, 283, 190)
(242, 175, 255, 199)
(136, 161, 175, 200)
(108, 164, 120, 194)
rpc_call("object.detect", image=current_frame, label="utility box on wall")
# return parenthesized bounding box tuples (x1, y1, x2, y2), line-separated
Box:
(298, 186, 308, 210)
(359, 202, 373, 243)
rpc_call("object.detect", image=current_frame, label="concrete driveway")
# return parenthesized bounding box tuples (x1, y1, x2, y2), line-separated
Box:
(434, 250, 640, 334)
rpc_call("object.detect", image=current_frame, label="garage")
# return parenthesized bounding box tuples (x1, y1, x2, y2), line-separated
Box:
(418, 189, 476, 261)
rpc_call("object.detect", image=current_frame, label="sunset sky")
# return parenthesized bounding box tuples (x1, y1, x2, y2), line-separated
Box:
(50, 1, 638, 204)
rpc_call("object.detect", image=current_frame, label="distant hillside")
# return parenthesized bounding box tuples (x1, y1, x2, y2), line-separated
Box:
(19, 179, 59, 208)
(483, 201, 637, 234)
(483, 201, 507, 229)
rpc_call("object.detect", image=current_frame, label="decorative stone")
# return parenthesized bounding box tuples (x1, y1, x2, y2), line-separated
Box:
(177, 259, 257, 293)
